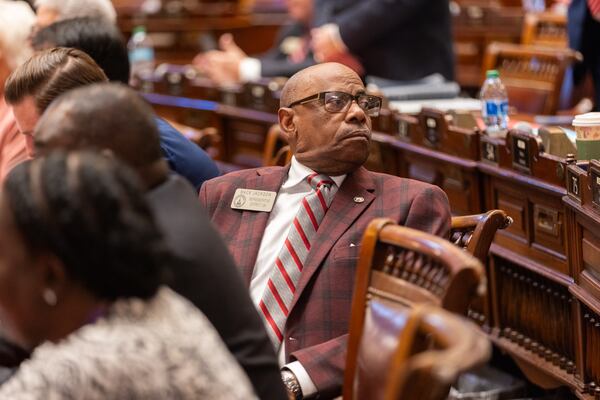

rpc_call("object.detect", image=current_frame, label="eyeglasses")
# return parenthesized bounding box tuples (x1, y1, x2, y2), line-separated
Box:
(287, 91, 383, 117)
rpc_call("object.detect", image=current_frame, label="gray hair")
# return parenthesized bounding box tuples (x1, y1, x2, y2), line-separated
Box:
(0, 1, 36, 71)
(35, 0, 117, 24)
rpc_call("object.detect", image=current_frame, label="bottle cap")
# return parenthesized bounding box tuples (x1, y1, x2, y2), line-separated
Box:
(132, 26, 146, 34)
(486, 70, 499, 78)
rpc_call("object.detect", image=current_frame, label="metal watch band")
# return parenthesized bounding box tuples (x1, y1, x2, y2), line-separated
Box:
(281, 369, 303, 400)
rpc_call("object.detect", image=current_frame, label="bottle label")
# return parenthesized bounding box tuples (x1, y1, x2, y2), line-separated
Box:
(129, 47, 155, 63)
(483, 100, 508, 117)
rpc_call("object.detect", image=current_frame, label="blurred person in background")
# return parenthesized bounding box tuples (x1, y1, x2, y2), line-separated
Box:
(31, 18, 220, 189)
(310, 0, 455, 81)
(569, 0, 600, 110)
(194, 0, 316, 85)
(0, 151, 256, 399)
(0, 1, 35, 183)
(33, 0, 116, 29)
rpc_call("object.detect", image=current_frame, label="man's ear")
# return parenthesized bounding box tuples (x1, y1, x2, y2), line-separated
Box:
(278, 107, 296, 146)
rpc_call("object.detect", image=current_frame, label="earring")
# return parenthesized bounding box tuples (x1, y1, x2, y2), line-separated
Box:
(42, 288, 57, 306)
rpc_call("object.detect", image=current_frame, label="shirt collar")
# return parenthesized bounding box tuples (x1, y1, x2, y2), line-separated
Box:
(283, 156, 346, 189)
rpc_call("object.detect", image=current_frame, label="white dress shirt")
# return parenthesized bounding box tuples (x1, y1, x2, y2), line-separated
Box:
(250, 157, 346, 398)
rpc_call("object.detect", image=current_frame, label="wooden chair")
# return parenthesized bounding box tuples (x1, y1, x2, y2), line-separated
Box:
(521, 12, 568, 48)
(482, 42, 582, 114)
(344, 220, 488, 400)
(450, 210, 513, 263)
(350, 218, 486, 316)
(344, 302, 490, 400)
(262, 124, 291, 166)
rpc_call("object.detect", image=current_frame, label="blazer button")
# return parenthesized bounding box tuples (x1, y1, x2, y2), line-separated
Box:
(288, 336, 297, 341)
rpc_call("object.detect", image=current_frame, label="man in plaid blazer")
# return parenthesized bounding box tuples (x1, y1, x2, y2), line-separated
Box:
(200, 62, 451, 399)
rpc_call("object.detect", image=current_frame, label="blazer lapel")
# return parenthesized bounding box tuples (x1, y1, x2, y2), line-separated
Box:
(236, 167, 289, 285)
(290, 167, 376, 311)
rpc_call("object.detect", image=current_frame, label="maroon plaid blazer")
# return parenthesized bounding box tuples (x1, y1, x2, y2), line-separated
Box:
(199, 166, 451, 399)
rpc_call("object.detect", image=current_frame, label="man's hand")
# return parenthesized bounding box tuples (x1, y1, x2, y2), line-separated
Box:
(311, 24, 346, 62)
(193, 34, 247, 85)
(311, 24, 364, 75)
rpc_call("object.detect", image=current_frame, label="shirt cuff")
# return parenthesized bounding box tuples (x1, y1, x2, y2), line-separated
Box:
(239, 57, 262, 82)
(285, 361, 318, 398)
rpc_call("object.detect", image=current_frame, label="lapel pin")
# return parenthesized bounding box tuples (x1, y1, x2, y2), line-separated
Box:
(353, 196, 365, 203)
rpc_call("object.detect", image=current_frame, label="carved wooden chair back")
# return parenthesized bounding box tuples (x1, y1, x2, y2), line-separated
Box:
(482, 42, 582, 114)
(343, 219, 486, 399)
(262, 124, 291, 166)
(344, 301, 490, 400)
(521, 12, 568, 48)
(386, 305, 490, 400)
(450, 210, 513, 263)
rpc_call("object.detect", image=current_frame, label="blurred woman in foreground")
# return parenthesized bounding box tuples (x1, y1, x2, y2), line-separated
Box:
(0, 151, 256, 399)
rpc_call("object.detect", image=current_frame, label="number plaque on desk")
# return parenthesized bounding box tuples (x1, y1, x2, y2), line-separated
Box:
(566, 166, 581, 202)
(481, 141, 499, 165)
(424, 117, 440, 148)
(397, 119, 410, 140)
(511, 134, 531, 173)
(590, 161, 600, 209)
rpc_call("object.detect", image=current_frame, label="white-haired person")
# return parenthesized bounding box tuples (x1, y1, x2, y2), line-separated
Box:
(34, 0, 117, 29)
(0, 0, 35, 182)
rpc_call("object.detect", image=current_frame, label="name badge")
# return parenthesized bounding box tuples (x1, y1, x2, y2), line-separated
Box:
(231, 188, 277, 212)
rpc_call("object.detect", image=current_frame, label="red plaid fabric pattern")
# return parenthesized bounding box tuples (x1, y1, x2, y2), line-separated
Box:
(259, 173, 335, 346)
(590, 0, 600, 19)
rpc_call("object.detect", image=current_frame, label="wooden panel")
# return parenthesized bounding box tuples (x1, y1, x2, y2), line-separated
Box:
(493, 257, 575, 371)
(582, 231, 600, 280)
(495, 186, 528, 241)
(223, 118, 271, 168)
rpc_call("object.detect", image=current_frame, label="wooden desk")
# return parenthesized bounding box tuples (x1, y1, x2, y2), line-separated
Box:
(564, 160, 600, 398)
(117, 12, 284, 65)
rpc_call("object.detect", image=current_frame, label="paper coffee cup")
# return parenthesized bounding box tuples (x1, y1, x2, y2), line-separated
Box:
(573, 112, 600, 139)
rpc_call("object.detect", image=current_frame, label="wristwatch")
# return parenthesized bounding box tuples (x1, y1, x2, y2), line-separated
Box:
(281, 369, 303, 400)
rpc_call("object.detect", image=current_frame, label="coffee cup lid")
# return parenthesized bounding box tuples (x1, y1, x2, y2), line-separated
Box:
(573, 112, 600, 127)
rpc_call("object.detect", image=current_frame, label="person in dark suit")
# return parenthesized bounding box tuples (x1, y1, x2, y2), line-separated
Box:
(31, 82, 288, 400)
(193, 0, 315, 84)
(569, 0, 600, 110)
(199, 62, 451, 399)
(311, 0, 455, 81)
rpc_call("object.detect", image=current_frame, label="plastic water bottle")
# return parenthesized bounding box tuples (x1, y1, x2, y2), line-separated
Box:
(480, 70, 509, 137)
(128, 26, 155, 86)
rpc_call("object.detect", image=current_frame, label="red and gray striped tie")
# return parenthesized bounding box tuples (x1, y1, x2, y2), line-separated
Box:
(259, 173, 335, 347)
(590, 0, 600, 20)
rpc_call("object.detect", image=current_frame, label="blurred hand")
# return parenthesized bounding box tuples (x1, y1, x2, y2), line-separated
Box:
(311, 24, 346, 62)
(193, 34, 247, 85)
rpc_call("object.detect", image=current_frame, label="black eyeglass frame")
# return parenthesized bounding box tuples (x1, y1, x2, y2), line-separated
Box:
(286, 91, 383, 117)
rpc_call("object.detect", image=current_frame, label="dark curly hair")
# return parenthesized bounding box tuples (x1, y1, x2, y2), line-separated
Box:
(4, 151, 170, 300)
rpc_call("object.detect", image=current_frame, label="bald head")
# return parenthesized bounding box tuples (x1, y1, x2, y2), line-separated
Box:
(280, 62, 361, 108)
(34, 83, 164, 172)
(278, 62, 372, 176)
